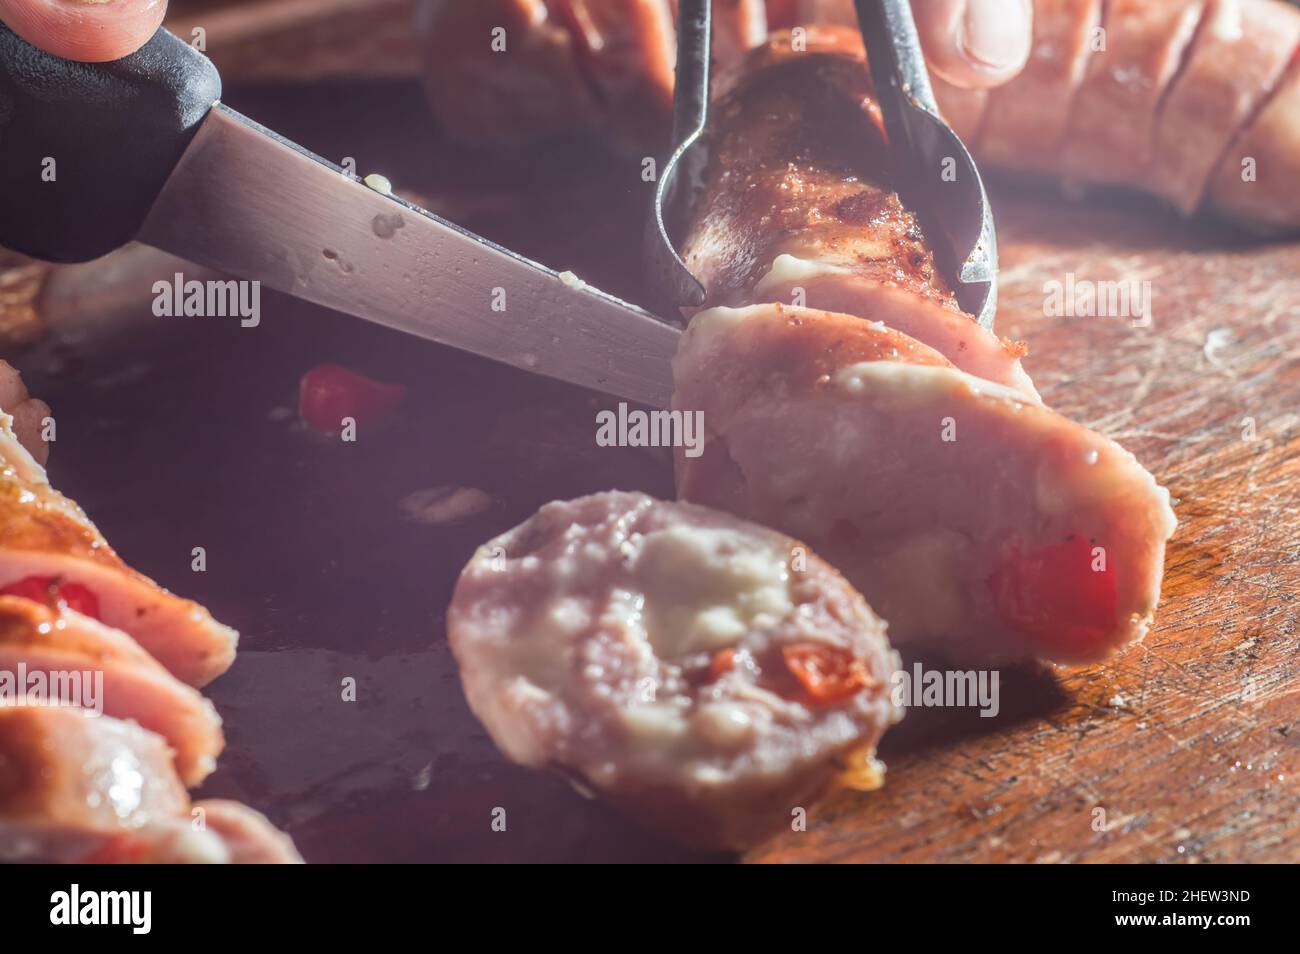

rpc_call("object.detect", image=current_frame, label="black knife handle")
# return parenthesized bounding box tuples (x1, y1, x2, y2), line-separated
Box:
(0, 23, 220, 263)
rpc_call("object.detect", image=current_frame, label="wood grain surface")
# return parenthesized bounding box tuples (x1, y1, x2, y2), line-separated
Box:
(750, 187, 1300, 863)
(4, 3, 1296, 863)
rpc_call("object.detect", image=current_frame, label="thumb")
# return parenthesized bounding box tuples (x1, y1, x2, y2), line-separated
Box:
(0, 0, 168, 63)
(913, 0, 1033, 90)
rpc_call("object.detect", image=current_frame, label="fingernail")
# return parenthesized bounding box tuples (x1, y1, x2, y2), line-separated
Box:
(960, 0, 1031, 73)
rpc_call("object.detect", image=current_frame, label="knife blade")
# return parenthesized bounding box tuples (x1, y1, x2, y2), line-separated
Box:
(137, 104, 681, 409)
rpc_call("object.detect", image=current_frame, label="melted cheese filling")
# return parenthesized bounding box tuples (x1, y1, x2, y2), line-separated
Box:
(633, 525, 793, 661)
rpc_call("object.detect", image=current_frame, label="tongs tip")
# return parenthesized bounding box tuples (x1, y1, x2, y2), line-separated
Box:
(646, 0, 999, 332)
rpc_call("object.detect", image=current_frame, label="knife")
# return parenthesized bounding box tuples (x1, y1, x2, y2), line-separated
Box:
(0, 24, 679, 409)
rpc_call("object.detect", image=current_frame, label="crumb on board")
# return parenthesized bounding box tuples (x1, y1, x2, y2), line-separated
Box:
(364, 173, 393, 196)
(558, 270, 587, 291)
(400, 485, 493, 525)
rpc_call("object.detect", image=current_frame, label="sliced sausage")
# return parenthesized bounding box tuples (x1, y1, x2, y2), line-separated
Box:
(448, 490, 902, 850)
(977, 0, 1102, 173)
(1059, 0, 1207, 189)
(0, 705, 189, 862)
(673, 304, 1177, 665)
(0, 418, 238, 687)
(1147, 0, 1300, 215)
(420, 0, 766, 155)
(0, 596, 224, 786)
(80, 804, 302, 863)
(683, 26, 1038, 398)
(0, 705, 297, 863)
(190, 801, 304, 864)
(419, 0, 602, 148)
(1207, 48, 1300, 232)
(0, 360, 50, 465)
(804, 0, 1300, 232)
(966, 0, 1300, 231)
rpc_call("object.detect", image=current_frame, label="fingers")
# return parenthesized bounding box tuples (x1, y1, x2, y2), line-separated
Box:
(914, 0, 1032, 90)
(0, 0, 167, 63)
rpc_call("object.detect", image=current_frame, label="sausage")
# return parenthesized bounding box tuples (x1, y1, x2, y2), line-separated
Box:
(673, 304, 1177, 664)
(0, 254, 48, 352)
(0, 354, 289, 862)
(1059, 0, 1208, 189)
(1207, 44, 1300, 231)
(419, 0, 602, 148)
(420, 0, 767, 154)
(974, 0, 1101, 174)
(1147, 0, 1300, 215)
(187, 801, 304, 864)
(949, 0, 1300, 231)
(683, 27, 1039, 398)
(0, 705, 189, 862)
(420, 0, 1300, 229)
(0, 411, 238, 688)
(780, 0, 1300, 232)
(448, 490, 902, 850)
(0, 596, 224, 786)
(0, 705, 298, 863)
(0, 359, 50, 465)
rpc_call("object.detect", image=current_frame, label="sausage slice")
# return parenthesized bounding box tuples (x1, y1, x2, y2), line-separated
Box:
(673, 304, 1177, 665)
(0, 705, 190, 862)
(0, 596, 224, 786)
(448, 490, 902, 850)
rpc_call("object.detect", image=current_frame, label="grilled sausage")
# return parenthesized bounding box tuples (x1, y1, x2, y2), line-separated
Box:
(0, 412, 238, 687)
(0, 705, 299, 863)
(682, 26, 1039, 398)
(420, 0, 766, 154)
(673, 304, 1177, 664)
(808, 0, 1300, 233)
(448, 490, 902, 850)
(0, 596, 224, 786)
(0, 705, 190, 863)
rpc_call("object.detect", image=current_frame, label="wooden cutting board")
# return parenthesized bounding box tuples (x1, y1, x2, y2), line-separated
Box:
(752, 187, 1300, 863)
(8, 9, 1297, 862)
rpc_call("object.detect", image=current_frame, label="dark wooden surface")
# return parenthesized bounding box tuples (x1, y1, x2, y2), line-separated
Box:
(10, 11, 1298, 861)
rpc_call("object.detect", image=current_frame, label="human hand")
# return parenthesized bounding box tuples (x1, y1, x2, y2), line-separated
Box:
(912, 0, 1032, 89)
(0, 0, 168, 62)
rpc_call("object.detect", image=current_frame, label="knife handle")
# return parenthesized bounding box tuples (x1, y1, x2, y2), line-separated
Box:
(0, 24, 220, 263)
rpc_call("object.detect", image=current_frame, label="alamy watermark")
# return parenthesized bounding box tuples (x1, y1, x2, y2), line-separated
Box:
(596, 402, 704, 458)
(891, 663, 1000, 718)
(152, 272, 260, 327)
(0, 665, 104, 715)
(1043, 273, 1152, 327)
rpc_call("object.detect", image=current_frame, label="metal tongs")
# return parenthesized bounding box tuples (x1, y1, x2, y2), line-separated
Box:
(646, 0, 998, 330)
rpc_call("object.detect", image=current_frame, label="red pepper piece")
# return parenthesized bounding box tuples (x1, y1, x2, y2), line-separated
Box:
(709, 648, 737, 681)
(0, 575, 101, 620)
(298, 363, 407, 433)
(782, 643, 873, 705)
(988, 534, 1118, 654)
